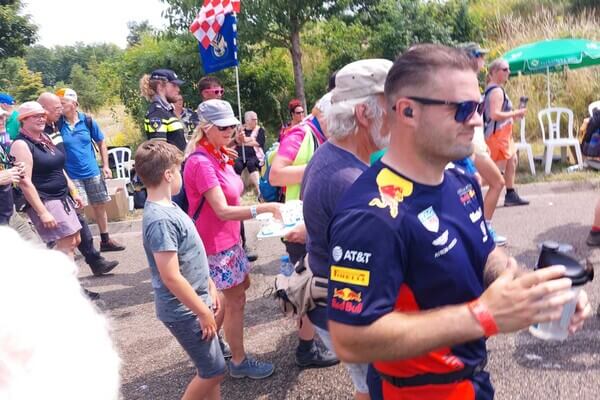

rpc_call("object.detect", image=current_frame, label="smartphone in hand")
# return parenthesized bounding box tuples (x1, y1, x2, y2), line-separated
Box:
(519, 96, 529, 109)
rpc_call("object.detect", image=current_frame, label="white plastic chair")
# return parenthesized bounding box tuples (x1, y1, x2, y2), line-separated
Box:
(107, 147, 132, 182)
(514, 118, 536, 175)
(537, 107, 583, 174)
(588, 101, 600, 116)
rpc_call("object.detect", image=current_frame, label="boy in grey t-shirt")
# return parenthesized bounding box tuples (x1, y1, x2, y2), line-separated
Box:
(136, 140, 226, 398)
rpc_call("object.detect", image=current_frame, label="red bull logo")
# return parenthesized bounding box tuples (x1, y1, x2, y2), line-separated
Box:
(331, 287, 363, 314)
(369, 168, 413, 219)
(333, 288, 362, 302)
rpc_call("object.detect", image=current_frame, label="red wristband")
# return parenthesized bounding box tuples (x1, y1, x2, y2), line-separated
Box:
(468, 299, 499, 337)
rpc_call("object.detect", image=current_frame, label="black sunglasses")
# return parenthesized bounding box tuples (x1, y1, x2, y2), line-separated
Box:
(394, 96, 483, 123)
(216, 125, 237, 131)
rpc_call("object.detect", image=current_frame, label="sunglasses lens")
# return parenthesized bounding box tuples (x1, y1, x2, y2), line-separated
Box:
(455, 102, 479, 123)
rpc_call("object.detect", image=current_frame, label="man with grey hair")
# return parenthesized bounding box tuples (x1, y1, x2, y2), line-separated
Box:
(233, 110, 265, 195)
(300, 58, 393, 400)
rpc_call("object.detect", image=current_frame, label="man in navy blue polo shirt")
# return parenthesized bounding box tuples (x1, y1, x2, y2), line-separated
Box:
(326, 44, 591, 400)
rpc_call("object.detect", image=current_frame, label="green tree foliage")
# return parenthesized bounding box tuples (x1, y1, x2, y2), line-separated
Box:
(0, 0, 37, 58)
(126, 20, 155, 47)
(69, 63, 105, 112)
(25, 43, 122, 86)
(237, 0, 380, 109)
(0, 58, 44, 102)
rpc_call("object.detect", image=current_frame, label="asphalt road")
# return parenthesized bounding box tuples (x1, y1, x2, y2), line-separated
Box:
(80, 180, 600, 400)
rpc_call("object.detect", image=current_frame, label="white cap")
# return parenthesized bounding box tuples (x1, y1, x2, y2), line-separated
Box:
(56, 88, 78, 103)
(331, 59, 393, 104)
(197, 99, 240, 127)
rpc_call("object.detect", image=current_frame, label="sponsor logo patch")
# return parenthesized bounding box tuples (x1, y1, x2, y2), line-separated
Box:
(432, 230, 449, 246)
(480, 221, 489, 243)
(434, 238, 458, 258)
(369, 168, 413, 219)
(330, 266, 370, 287)
(343, 250, 372, 264)
(332, 246, 343, 262)
(469, 207, 482, 223)
(457, 184, 477, 206)
(418, 206, 439, 233)
(331, 287, 363, 314)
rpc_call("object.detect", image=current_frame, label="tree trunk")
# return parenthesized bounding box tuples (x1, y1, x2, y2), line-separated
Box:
(289, 28, 306, 112)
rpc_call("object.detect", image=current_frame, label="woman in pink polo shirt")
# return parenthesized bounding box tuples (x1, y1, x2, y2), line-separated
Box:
(183, 99, 281, 379)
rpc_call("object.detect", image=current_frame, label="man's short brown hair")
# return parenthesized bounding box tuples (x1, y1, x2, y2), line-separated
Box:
(134, 141, 184, 188)
(198, 76, 222, 92)
(384, 44, 474, 108)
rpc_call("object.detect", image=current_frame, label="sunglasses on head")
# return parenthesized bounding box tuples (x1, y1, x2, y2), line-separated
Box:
(470, 50, 484, 58)
(216, 125, 237, 131)
(395, 96, 483, 123)
(204, 88, 224, 96)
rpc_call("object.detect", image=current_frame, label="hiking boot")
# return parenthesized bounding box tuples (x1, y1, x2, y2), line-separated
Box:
(244, 247, 258, 262)
(89, 257, 119, 277)
(83, 288, 100, 301)
(295, 341, 339, 369)
(586, 231, 600, 247)
(229, 357, 275, 379)
(486, 224, 507, 247)
(100, 239, 126, 252)
(504, 191, 529, 207)
(219, 335, 232, 360)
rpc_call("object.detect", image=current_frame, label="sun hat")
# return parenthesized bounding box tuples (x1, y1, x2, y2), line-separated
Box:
(55, 88, 78, 103)
(17, 101, 47, 121)
(197, 99, 240, 127)
(331, 59, 393, 104)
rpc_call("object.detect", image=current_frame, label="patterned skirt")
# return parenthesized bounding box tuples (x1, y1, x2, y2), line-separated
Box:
(207, 242, 250, 290)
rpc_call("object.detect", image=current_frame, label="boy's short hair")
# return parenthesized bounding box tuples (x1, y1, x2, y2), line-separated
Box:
(134, 140, 184, 187)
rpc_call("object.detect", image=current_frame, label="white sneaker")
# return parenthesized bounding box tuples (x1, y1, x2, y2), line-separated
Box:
(486, 223, 507, 246)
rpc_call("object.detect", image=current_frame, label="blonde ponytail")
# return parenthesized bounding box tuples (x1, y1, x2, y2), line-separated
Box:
(185, 120, 213, 157)
(139, 74, 164, 101)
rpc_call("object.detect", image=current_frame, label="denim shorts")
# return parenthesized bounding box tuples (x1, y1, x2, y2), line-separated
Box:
(72, 175, 111, 206)
(314, 325, 369, 394)
(163, 317, 227, 379)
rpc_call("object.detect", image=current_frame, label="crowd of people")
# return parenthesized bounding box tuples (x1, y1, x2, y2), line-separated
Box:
(0, 41, 598, 400)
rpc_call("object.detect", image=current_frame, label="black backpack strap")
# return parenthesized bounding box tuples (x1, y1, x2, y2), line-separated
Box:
(84, 114, 100, 154)
(483, 86, 507, 134)
(186, 150, 209, 222)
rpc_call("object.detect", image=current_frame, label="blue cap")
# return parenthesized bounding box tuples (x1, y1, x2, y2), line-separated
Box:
(0, 93, 15, 105)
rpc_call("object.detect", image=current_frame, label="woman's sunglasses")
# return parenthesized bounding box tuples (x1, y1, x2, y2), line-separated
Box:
(203, 88, 225, 96)
(216, 125, 237, 131)
(394, 96, 483, 123)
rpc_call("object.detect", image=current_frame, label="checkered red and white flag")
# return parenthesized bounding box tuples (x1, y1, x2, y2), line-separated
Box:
(190, 0, 241, 49)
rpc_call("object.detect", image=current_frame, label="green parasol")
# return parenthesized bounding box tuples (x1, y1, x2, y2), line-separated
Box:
(502, 38, 600, 106)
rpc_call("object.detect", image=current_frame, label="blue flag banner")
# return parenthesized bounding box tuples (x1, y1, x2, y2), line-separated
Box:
(199, 13, 239, 74)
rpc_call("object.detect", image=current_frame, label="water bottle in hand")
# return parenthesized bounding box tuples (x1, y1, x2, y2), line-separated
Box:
(280, 255, 294, 277)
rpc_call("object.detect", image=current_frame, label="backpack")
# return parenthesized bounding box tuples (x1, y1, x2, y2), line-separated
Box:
(172, 151, 206, 221)
(259, 143, 283, 202)
(482, 85, 508, 138)
(582, 109, 600, 158)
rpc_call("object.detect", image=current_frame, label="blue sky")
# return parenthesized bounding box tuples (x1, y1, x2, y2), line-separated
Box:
(23, 0, 170, 48)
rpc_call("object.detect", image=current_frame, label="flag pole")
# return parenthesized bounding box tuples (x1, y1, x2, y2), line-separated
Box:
(233, 12, 245, 163)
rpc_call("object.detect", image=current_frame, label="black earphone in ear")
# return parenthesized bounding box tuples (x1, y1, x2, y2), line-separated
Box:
(403, 107, 413, 118)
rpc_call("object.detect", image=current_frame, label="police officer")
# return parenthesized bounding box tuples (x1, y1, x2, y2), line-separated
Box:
(140, 69, 186, 151)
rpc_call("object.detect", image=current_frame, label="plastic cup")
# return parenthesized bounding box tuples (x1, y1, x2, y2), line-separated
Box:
(529, 286, 581, 341)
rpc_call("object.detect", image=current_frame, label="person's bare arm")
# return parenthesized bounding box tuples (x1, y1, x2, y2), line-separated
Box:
(10, 141, 51, 221)
(154, 251, 217, 339)
(329, 265, 573, 364)
(96, 140, 111, 179)
(203, 185, 281, 221)
(269, 155, 305, 186)
(489, 88, 525, 121)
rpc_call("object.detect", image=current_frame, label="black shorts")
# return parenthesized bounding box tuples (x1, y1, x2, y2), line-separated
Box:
(234, 156, 261, 174)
